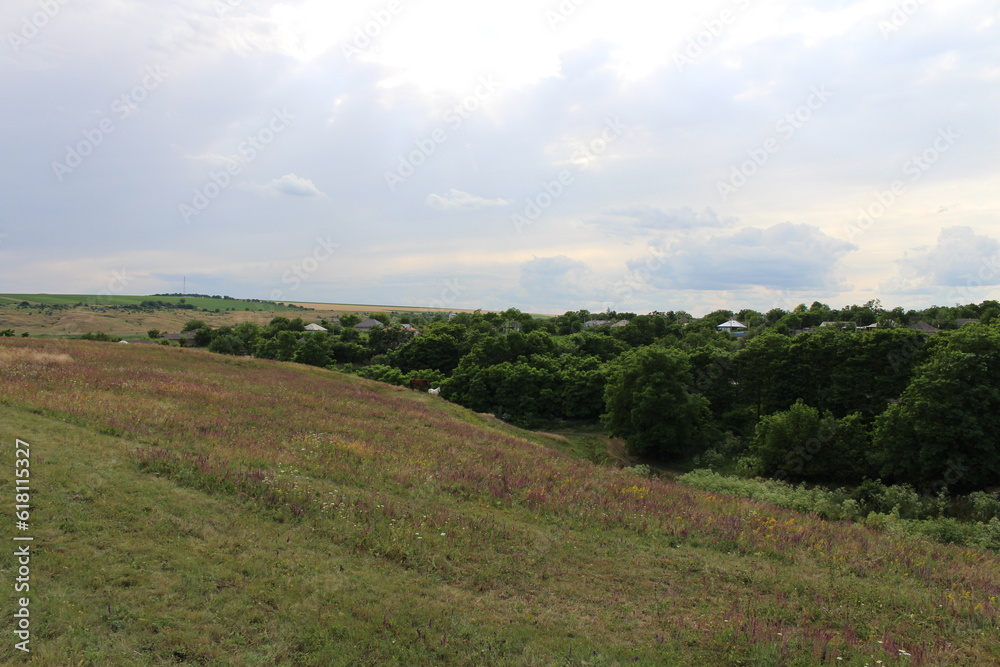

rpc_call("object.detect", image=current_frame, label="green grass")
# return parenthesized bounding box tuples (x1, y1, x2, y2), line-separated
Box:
(1, 339, 998, 665)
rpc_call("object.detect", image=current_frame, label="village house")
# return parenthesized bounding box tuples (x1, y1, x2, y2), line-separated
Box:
(354, 318, 384, 331)
(716, 319, 747, 336)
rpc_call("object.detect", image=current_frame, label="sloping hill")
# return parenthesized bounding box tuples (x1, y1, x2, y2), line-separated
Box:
(1, 339, 997, 665)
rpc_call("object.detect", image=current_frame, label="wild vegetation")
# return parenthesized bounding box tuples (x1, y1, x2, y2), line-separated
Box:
(1, 338, 998, 664)
(156, 301, 1000, 492)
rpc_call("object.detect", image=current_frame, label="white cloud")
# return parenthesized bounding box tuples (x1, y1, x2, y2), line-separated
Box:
(518, 255, 607, 310)
(635, 222, 856, 291)
(425, 189, 511, 211)
(262, 174, 326, 198)
(587, 206, 737, 236)
(883, 226, 1000, 294)
(2, 0, 999, 315)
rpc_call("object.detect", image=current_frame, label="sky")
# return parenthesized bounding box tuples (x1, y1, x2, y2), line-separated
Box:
(1, 0, 998, 316)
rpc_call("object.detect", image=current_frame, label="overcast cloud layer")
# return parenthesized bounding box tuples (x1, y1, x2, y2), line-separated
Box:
(2, 0, 998, 315)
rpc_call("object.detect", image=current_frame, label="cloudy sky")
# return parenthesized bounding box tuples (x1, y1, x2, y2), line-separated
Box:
(2, 0, 998, 315)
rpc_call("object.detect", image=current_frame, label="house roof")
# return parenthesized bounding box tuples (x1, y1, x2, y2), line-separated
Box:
(910, 320, 939, 334)
(354, 318, 384, 330)
(716, 319, 746, 329)
(304, 323, 328, 331)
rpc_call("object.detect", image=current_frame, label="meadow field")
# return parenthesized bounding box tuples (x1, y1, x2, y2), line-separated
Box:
(0, 294, 481, 339)
(0, 338, 997, 665)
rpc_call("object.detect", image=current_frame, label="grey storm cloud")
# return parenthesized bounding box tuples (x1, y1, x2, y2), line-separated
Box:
(636, 222, 856, 291)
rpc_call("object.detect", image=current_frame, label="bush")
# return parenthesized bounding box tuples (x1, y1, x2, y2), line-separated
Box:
(353, 365, 406, 386)
(969, 491, 1000, 522)
(679, 470, 1000, 551)
(208, 334, 245, 356)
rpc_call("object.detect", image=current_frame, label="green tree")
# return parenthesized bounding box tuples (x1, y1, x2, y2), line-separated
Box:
(339, 313, 361, 328)
(232, 322, 263, 351)
(601, 346, 709, 460)
(367, 325, 414, 356)
(735, 332, 792, 421)
(208, 334, 245, 355)
(872, 326, 1000, 492)
(751, 400, 871, 483)
(292, 333, 331, 367)
(392, 329, 466, 373)
(330, 340, 368, 364)
(147, 329, 161, 339)
(193, 326, 214, 347)
(254, 330, 300, 361)
(182, 319, 207, 332)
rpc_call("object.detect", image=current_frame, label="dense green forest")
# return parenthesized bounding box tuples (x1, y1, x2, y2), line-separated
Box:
(113, 299, 1000, 496)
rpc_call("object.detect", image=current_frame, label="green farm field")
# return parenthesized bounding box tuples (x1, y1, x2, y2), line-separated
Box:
(0, 338, 997, 665)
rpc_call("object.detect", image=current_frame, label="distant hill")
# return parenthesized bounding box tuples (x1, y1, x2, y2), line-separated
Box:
(1, 338, 998, 664)
(0, 293, 302, 311)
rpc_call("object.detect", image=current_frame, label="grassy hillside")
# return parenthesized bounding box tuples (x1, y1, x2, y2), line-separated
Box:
(0, 339, 997, 665)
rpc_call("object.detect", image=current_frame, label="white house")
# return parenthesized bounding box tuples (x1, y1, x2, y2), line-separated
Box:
(304, 323, 328, 332)
(716, 319, 747, 336)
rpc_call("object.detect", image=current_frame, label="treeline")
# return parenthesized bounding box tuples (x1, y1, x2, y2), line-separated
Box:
(156, 300, 999, 493)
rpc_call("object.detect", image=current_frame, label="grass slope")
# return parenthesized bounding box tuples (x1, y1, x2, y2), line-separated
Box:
(0, 339, 997, 665)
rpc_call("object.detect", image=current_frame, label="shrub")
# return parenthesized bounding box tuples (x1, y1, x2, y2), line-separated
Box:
(969, 491, 1000, 522)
